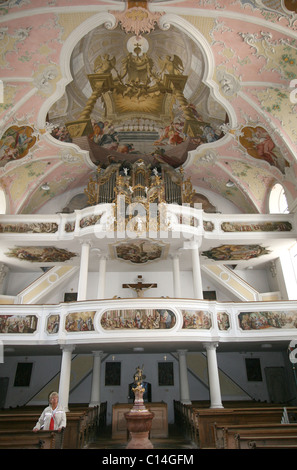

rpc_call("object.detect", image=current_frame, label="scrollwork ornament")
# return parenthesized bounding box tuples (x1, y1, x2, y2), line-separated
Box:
(103, 14, 118, 31)
(158, 13, 172, 31)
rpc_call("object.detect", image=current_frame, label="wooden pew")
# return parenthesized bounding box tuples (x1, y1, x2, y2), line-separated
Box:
(0, 430, 57, 449)
(0, 411, 83, 448)
(236, 434, 297, 449)
(213, 422, 297, 449)
(0, 414, 39, 430)
(0, 402, 106, 449)
(191, 407, 297, 448)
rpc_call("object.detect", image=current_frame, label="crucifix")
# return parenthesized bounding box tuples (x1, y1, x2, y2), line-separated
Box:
(122, 275, 157, 298)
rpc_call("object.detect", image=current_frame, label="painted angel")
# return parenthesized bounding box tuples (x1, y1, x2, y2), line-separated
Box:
(159, 54, 184, 76)
(93, 54, 116, 74)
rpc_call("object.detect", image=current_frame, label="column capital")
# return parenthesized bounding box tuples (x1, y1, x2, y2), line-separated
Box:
(91, 350, 104, 357)
(177, 349, 188, 356)
(203, 342, 219, 351)
(60, 344, 76, 353)
(170, 252, 181, 260)
(79, 239, 93, 247)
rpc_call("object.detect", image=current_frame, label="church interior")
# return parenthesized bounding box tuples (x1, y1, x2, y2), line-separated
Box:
(1, 0, 297, 450)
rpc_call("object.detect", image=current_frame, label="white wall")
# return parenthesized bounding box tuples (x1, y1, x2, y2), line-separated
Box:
(1, 350, 294, 423)
(5, 268, 263, 303)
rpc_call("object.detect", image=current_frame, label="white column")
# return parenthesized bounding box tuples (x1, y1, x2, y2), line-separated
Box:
(191, 245, 203, 299)
(171, 254, 181, 298)
(97, 256, 107, 299)
(89, 351, 104, 407)
(77, 240, 91, 301)
(177, 349, 191, 405)
(204, 342, 223, 408)
(58, 345, 75, 412)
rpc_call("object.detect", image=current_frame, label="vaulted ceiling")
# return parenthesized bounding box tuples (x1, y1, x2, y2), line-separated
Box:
(0, 0, 297, 216)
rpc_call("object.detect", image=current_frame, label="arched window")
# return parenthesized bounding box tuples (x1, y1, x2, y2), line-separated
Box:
(0, 188, 6, 214)
(269, 183, 289, 214)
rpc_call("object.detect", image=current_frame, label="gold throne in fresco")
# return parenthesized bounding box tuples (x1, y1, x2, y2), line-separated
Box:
(65, 40, 203, 139)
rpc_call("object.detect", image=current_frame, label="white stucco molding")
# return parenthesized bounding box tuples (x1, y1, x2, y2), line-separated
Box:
(37, 12, 117, 129)
(158, 13, 237, 130)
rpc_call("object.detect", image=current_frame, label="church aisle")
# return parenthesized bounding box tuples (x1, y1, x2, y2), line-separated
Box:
(86, 424, 198, 450)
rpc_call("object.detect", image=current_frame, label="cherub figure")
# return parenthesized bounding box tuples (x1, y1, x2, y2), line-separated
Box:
(159, 54, 184, 76)
(94, 54, 116, 74)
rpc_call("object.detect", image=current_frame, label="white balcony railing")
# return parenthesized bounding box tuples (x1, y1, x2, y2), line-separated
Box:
(1, 298, 297, 349)
(0, 204, 295, 242)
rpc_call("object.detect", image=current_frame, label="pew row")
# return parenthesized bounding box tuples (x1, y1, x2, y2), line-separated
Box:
(236, 434, 297, 449)
(0, 430, 58, 449)
(213, 423, 297, 449)
(0, 402, 107, 449)
(173, 401, 297, 448)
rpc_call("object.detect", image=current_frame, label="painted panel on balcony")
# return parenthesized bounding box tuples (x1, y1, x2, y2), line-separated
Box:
(46, 315, 60, 334)
(0, 315, 38, 333)
(5, 246, 77, 262)
(217, 312, 230, 331)
(65, 311, 96, 332)
(221, 221, 292, 232)
(0, 222, 58, 233)
(202, 244, 270, 261)
(181, 310, 212, 329)
(101, 309, 176, 330)
(238, 311, 297, 330)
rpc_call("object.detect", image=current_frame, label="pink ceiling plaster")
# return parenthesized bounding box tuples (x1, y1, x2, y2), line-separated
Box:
(1, 15, 61, 76)
(0, 0, 112, 14)
(167, 0, 295, 26)
(211, 19, 292, 84)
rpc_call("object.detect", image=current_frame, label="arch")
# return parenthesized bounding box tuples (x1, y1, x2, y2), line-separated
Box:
(269, 182, 289, 214)
(37, 12, 117, 127)
(158, 13, 237, 128)
(38, 11, 237, 133)
(0, 187, 7, 214)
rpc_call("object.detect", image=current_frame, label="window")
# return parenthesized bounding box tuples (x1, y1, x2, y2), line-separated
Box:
(14, 362, 33, 387)
(0, 188, 6, 214)
(289, 242, 297, 284)
(269, 183, 289, 214)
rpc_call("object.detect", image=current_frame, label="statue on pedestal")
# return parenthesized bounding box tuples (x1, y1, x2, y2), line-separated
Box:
(125, 365, 154, 449)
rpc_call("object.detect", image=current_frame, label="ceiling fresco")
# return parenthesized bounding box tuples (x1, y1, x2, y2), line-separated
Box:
(0, 0, 296, 217)
(49, 25, 227, 168)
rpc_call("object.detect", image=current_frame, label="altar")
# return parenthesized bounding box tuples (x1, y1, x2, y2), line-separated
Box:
(112, 402, 168, 439)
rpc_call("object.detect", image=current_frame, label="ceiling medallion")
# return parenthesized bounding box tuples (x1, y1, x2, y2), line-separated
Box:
(113, 4, 163, 37)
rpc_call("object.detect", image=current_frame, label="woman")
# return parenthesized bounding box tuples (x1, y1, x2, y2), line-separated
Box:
(33, 392, 66, 432)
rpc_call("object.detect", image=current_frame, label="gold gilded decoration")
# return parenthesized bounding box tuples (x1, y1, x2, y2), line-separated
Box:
(84, 159, 199, 234)
(65, 36, 210, 143)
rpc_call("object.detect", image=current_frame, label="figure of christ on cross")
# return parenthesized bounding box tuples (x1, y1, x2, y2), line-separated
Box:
(122, 275, 157, 298)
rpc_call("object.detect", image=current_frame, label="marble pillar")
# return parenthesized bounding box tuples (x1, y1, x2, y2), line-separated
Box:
(77, 240, 91, 301)
(204, 342, 223, 408)
(89, 351, 104, 407)
(177, 349, 191, 405)
(58, 345, 75, 412)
